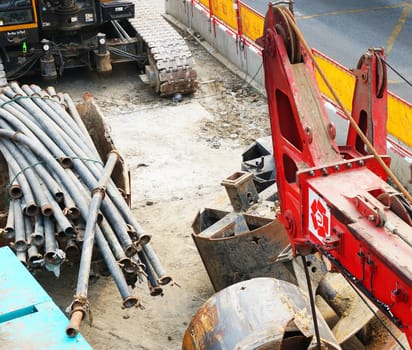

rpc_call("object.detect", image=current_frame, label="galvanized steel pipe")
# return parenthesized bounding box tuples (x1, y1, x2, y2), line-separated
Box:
(0, 84, 168, 336)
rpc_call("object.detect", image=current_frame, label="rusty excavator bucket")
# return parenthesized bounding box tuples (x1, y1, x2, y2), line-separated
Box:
(189, 170, 376, 349)
(182, 278, 341, 350)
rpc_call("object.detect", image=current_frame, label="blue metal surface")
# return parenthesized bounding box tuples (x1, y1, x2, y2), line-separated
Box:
(0, 246, 92, 349)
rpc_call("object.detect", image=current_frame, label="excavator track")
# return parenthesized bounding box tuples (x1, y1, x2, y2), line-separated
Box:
(129, 0, 197, 96)
(0, 59, 7, 88)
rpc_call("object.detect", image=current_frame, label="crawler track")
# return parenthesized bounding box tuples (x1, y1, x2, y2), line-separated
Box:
(129, 0, 197, 96)
(0, 59, 7, 87)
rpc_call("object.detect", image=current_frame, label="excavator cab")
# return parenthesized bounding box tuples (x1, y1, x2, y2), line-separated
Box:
(0, 0, 197, 95)
(0, 0, 38, 47)
(0, 0, 136, 82)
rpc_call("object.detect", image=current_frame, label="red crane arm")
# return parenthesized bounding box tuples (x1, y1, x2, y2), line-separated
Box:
(262, 4, 412, 346)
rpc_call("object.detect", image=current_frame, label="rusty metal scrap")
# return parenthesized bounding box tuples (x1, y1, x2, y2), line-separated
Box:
(182, 278, 341, 350)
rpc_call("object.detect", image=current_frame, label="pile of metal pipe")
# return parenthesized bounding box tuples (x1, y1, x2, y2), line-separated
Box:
(0, 82, 171, 336)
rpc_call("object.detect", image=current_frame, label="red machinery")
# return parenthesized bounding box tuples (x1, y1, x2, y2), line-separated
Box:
(262, 4, 412, 348)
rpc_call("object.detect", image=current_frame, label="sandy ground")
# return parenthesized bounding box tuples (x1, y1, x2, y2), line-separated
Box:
(30, 11, 271, 350)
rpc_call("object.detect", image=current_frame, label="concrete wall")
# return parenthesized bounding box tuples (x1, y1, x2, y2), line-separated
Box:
(165, 0, 264, 92)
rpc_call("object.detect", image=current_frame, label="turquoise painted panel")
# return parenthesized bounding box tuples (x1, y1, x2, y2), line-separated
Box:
(0, 247, 92, 349)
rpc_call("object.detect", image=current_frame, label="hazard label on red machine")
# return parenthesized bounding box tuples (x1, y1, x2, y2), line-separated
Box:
(308, 188, 331, 242)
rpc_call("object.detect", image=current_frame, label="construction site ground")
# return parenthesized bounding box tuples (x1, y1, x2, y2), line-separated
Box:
(27, 5, 268, 350)
(21, 3, 407, 350)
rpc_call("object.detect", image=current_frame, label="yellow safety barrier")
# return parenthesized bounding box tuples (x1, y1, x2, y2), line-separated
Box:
(313, 50, 355, 113)
(211, 0, 238, 30)
(313, 50, 412, 148)
(387, 94, 412, 148)
(240, 4, 264, 41)
(193, 0, 412, 148)
(198, 0, 209, 9)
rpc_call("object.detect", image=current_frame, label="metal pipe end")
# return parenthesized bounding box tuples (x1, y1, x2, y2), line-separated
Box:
(24, 203, 39, 217)
(28, 253, 43, 268)
(157, 275, 173, 286)
(137, 234, 151, 246)
(149, 285, 163, 297)
(91, 187, 106, 199)
(65, 241, 80, 260)
(9, 82, 21, 91)
(66, 309, 85, 338)
(66, 326, 79, 338)
(55, 191, 65, 203)
(64, 226, 75, 236)
(5, 228, 15, 239)
(122, 296, 139, 309)
(30, 233, 45, 247)
(56, 230, 66, 240)
(8, 185, 23, 199)
(126, 229, 138, 242)
(41, 204, 54, 217)
(59, 157, 73, 169)
(119, 258, 138, 274)
(124, 245, 137, 258)
(14, 239, 28, 252)
(45, 250, 60, 264)
(3, 86, 17, 97)
(67, 206, 81, 219)
(32, 84, 42, 92)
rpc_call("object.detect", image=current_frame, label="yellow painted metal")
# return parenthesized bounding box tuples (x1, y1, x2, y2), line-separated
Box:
(0, 0, 38, 31)
(194, 1, 412, 148)
(240, 4, 264, 41)
(211, 0, 237, 30)
(198, 0, 209, 9)
(387, 94, 412, 147)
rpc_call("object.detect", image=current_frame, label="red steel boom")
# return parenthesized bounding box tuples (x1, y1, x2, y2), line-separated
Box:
(262, 4, 412, 347)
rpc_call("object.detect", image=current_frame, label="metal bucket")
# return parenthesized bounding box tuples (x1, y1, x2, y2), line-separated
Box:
(192, 209, 292, 291)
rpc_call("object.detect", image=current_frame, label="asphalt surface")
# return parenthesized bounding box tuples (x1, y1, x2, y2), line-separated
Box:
(245, 0, 412, 101)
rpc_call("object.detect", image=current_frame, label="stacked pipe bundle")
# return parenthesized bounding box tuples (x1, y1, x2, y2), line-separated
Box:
(0, 82, 170, 336)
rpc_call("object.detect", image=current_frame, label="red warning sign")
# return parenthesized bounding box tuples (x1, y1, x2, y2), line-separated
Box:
(308, 188, 330, 241)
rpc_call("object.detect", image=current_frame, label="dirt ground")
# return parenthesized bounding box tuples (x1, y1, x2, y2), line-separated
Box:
(29, 9, 271, 350)
(25, 4, 407, 350)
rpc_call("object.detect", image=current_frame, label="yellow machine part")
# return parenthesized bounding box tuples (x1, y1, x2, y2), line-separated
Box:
(0, 0, 38, 32)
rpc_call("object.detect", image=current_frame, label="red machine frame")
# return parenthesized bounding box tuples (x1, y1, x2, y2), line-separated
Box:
(262, 4, 412, 347)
